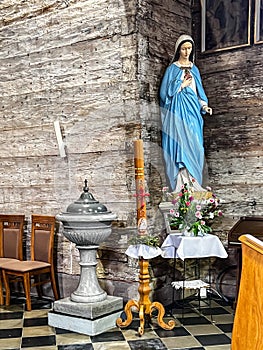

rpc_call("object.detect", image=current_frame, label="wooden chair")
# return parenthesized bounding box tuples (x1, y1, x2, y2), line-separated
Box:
(2, 215, 59, 311)
(0, 214, 25, 305)
(227, 216, 263, 307)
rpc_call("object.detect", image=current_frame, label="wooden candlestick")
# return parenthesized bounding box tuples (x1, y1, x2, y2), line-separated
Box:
(116, 140, 176, 335)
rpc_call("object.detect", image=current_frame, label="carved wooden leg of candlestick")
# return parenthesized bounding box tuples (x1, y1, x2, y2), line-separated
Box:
(116, 258, 176, 335)
(138, 304, 146, 336)
(150, 301, 176, 330)
(116, 299, 139, 328)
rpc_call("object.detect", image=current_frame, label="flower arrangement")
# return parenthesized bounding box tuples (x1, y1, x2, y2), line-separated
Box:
(163, 182, 223, 236)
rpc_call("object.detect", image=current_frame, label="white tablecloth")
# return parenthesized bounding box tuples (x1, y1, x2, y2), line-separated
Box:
(125, 244, 162, 259)
(161, 234, 228, 260)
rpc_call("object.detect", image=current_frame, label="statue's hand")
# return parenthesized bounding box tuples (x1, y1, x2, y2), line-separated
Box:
(181, 75, 192, 89)
(203, 106, 212, 115)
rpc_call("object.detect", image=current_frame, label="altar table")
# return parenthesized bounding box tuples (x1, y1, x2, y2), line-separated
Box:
(161, 234, 228, 320)
(161, 233, 228, 260)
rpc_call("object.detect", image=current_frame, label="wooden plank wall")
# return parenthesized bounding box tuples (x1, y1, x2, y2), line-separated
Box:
(0, 0, 188, 228)
(0, 0, 140, 222)
(192, 0, 263, 239)
(0, 0, 193, 301)
(2, 0, 259, 300)
(0, 0, 141, 281)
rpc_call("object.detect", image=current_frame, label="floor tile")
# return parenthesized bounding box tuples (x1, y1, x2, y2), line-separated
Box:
(128, 338, 167, 350)
(185, 324, 223, 336)
(168, 348, 205, 350)
(155, 326, 190, 338)
(91, 331, 125, 343)
(23, 316, 48, 327)
(23, 347, 57, 350)
(205, 345, 231, 350)
(224, 305, 234, 312)
(55, 332, 91, 345)
(177, 316, 211, 326)
(199, 307, 231, 315)
(0, 318, 23, 329)
(0, 304, 24, 313)
(225, 332, 232, 341)
(0, 311, 23, 320)
(55, 328, 73, 335)
(93, 341, 130, 350)
(0, 337, 21, 349)
(22, 325, 55, 337)
(195, 334, 231, 346)
(122, 328, 159, 341)
(59, 344, 93, 350)
(172, 310, 199, 319)
(209, 314, 234, 324)
(216, 323, 233, 333)
(0, 328, 22, 339)
(24, 309, 50, 319)
(21, 335, 56, 348)
(161, 335, 202, 349)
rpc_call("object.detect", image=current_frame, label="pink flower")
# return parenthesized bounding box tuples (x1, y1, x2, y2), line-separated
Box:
(186, 201, 191, 207)
(201, 220, 205, 225)
(170, 209, 175, 214)
(172, 199, 177, 205)
(189, 196, 194, 201)
(175, 212, 180, 217)
(214, 199, 219, 207)
(218, 210, 223, 216)
(196, 204, 202, 210)
(195, 211, 202, 219)
(209, 198, 215, 203)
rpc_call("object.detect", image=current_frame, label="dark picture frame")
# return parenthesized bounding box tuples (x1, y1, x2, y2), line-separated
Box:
(201, 0, 251, 53)
(255, 0, 263, 44)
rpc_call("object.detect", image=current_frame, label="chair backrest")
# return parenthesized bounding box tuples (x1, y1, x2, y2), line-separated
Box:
(0, 215, 25, 260)
(228, 216, 263, 246)
(31, 215, 56, 263)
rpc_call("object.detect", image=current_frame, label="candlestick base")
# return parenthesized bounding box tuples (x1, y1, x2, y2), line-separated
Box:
(116, 258, 175, 336)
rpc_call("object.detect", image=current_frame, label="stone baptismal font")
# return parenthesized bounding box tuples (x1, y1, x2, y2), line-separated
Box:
(48, 180, 123, 336)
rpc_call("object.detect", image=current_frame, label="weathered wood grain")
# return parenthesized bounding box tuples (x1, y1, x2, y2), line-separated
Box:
(2, 0, 260, 301)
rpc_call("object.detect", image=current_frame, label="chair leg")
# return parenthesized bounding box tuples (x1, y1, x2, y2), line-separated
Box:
(34, 275, 43, 298)
(23, 273, 32, 311)
(50, 268, 59, 300)
(2, 271, 10, 306)
(0, 272, 3, 305)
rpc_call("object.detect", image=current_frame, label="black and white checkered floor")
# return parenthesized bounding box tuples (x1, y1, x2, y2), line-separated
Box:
(0, 295, 233, 350)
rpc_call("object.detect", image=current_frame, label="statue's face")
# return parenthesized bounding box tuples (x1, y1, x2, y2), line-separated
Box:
(179, 42, 192, 60)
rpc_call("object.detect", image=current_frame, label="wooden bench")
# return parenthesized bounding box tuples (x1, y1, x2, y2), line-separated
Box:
(227, 216, 263, 307)
(232, 234, 263, 349)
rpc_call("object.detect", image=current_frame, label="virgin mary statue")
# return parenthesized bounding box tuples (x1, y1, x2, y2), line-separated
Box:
(160, 34, 212, 192)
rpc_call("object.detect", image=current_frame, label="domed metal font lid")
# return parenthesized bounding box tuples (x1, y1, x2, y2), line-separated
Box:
(66, 179, 108, 214)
